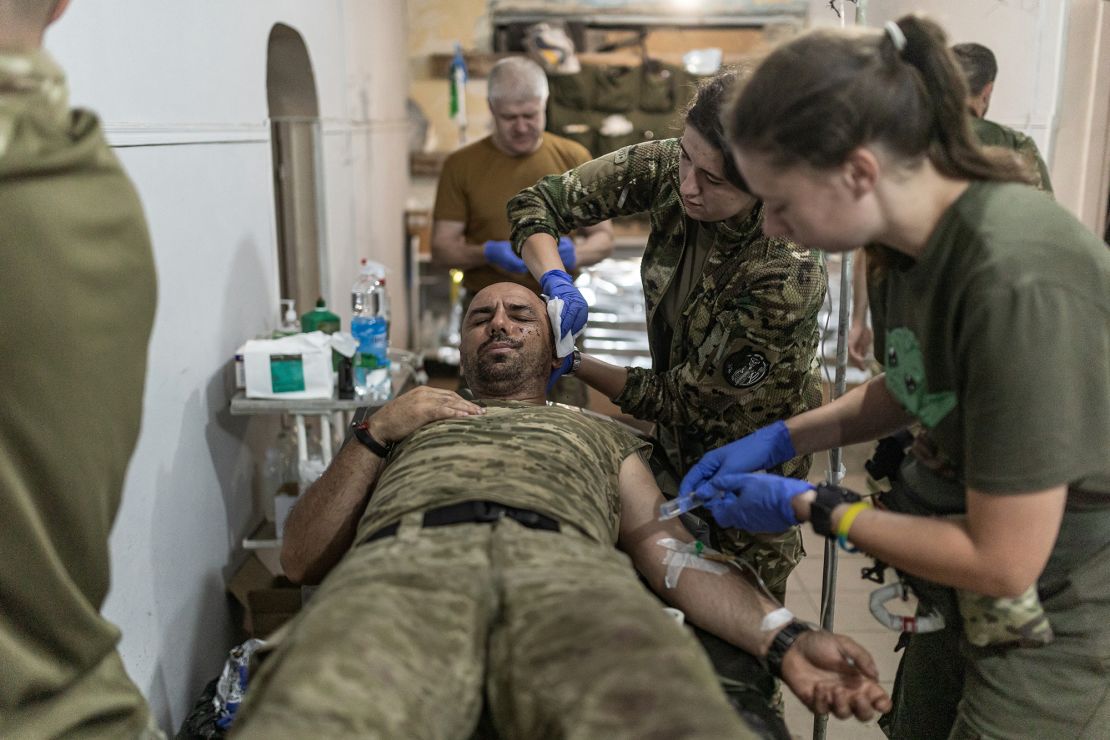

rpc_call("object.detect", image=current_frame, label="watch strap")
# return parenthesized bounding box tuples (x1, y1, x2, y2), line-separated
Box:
(566, 349, 582, 376)
(352, 420, 392, 459)
(810, 484, 862, 538)
(766, 620, 814, 679)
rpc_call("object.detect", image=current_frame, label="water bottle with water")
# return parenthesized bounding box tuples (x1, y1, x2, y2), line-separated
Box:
(350, 259, 391, 401)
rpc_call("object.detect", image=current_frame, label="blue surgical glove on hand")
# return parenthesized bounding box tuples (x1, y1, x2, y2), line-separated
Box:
(557, 236, 577, 271)
(540, 268, 587, 358)
(547, 353, 574, 394)
(695, 474, 812, 532)
(484, 240, 528, 274)
(679, 420, 797, 497)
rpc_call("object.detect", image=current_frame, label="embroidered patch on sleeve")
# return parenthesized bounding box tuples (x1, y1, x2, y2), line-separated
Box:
(723, 347, 771, 389)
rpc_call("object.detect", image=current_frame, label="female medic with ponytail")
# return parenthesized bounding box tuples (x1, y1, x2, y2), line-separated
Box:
(680, 14, 1110, 739)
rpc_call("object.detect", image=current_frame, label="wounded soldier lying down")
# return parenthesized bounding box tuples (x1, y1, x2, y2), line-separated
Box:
(231, 282, 891, 739)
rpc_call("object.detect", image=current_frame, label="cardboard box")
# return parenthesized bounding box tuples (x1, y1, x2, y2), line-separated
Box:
(227, 553, 303, 638)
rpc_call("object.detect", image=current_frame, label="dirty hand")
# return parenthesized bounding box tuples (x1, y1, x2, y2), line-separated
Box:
(781, 630, 892, 721)
(556, 236, 577, 271)
(368, 386, 484, 444)
(678, 420, 797, 497)
(695, 473, 811, 532)
(540, 269, 587, 358)
(484, 240, 528, 273)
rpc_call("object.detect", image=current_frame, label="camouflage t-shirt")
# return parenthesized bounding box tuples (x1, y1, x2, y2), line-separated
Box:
(508, 138, 826, 478)
(354, 401, 650, 546)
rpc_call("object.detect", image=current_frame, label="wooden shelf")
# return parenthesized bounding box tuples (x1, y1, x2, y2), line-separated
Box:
(427, 51, 518, 79)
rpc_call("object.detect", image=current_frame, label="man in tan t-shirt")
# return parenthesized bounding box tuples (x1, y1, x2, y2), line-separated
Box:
(432, 58, 612, 405)
(432, 57, 613, 295)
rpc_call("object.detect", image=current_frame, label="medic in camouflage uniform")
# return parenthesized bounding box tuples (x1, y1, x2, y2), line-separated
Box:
(509, 72, 826, 602)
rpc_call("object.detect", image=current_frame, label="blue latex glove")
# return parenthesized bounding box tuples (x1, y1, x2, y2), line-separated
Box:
(678, 420, 797, 497)
(695, 474, 812, 532)
(546, 353, 574, 394)
(540, 269, 587, 358)
(484, 240, 528, 274)
(557, 236, 577, 271)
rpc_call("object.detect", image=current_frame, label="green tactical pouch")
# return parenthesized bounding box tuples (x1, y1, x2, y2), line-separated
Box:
(956, 584, 1054, 648)
(592, 65, 637, 112)
(548, 71, 591, 110)
(638, 63, 677, 112)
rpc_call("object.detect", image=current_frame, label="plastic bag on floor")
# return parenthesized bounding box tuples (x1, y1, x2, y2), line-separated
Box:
(176, 638, 265, 739)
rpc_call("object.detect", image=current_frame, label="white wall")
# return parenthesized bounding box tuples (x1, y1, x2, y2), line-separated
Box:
(808, 0, 1065, 155)
(42, 0, 408, 731)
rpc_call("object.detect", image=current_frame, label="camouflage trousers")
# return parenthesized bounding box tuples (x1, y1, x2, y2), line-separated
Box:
(1, 649, 157, 740)
(233, 516, 757, 739)
(712, 526, 804, 606)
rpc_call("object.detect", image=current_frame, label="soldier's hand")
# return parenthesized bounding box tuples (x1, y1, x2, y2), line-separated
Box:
(781, 630, 892, 721)
(368, 386, 485, 444)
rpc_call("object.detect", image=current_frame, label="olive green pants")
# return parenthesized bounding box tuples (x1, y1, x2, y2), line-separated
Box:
(882, 539, 1110, 739)
(233, 517, 757, 739)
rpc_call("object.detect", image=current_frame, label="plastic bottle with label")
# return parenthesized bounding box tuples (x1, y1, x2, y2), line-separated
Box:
(300, 297, 340, 334)
(350, 259, 391, 400)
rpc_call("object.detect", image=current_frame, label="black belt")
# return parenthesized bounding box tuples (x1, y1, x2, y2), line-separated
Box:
(359, 500, 560, 546)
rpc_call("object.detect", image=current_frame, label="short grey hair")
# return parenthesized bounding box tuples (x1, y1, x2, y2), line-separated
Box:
(487, 57, 549, 104)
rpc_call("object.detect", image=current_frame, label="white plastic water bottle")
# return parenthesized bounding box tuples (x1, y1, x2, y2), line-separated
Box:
(350, 259, 391, 400)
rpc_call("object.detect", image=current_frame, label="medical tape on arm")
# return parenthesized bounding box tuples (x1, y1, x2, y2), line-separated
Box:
(760, 607, 795, 632)
(656, 538, 730, 588)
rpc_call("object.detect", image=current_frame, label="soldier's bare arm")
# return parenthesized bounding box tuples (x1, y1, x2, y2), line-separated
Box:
(616, 452, 891, 720)
(616, 452, 780, 655)
(430, 219, 489, 270)
(784, 375, 912, 457)
(281, 387, 485, 584)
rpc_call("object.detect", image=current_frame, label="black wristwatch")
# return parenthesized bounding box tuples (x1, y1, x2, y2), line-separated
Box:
(809, 484, 862, 538)
(766, 620, 815, 678)
(351, 420, 393, 459)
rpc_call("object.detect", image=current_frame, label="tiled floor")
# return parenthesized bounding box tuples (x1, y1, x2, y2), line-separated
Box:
(780, 446, 914, 740)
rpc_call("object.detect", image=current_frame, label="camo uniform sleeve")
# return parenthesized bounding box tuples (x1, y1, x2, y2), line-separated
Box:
(508, 139, 677, 255)
(616, 238, 826, 435)
(1014, 134, 1054, 195)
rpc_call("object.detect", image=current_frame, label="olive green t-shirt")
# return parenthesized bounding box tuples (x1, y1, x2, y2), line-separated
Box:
(0, 51, 156, 732)
(433, 134, 590, 294)
(877, 181, 1109, 504)
(354, 401, 649, 546)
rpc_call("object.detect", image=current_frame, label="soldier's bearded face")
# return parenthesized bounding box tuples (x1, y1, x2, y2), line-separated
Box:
(460, 284, 557, 394)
